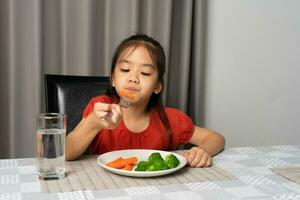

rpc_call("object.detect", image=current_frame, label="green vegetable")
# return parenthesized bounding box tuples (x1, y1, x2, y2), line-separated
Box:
(147, 160, 169, 171)
(135, 161, 149, 171)
(134, 152, 180, 172)
(148, 152, 164, 164)
(165, 154, 180, 169)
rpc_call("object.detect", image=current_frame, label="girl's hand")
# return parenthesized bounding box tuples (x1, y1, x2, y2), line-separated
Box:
(92, 102, 122, 129)
(183, 146, 212, 167)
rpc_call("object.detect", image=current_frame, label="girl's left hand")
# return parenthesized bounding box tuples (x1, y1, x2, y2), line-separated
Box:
(183, 146, 212, 167)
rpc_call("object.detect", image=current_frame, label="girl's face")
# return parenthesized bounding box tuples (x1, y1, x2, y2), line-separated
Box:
(112, 45, 162, 105)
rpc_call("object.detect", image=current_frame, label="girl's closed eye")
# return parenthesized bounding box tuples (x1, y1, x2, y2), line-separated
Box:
(120, 68, 130, 72)
(141, 72, 151, 76)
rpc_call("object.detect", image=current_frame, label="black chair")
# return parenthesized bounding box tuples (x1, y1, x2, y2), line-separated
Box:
(44, 74, 109, 134)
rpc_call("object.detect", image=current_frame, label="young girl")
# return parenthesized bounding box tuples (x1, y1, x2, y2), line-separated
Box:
(66, 34, 225, 168)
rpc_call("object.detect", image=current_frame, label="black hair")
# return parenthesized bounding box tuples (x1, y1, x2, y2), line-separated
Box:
(105, 34, 174, 150)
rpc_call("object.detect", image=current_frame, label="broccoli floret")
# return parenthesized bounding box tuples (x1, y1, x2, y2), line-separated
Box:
(135, 161, 149, 171)
(135, 153, 180, 172)
(147, 160, 169, 171)
(148, 152, 164, 164)
(165, 154, 180, 169)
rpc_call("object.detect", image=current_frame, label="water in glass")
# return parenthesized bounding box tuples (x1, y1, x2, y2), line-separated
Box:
(37, 128, 65, 179)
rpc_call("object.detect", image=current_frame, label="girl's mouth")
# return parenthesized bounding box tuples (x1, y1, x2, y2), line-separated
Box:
(125, 87, 139, 92)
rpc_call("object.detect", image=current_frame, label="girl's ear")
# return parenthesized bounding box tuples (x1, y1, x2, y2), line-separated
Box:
(110, 75, 115, 87)
(154, 82, 162, 94)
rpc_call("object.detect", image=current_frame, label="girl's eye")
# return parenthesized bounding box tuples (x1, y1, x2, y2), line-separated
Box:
(141, 72, 151, 76)
(120, 68, 130, 72)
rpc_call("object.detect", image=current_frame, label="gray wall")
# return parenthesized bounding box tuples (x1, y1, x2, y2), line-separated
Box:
(204, 0, 300, 147)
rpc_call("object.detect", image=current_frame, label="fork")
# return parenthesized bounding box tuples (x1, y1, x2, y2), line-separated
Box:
(118, 90, 135, 108)
(100, 91, 135, 120)
(119, 97, 131, 108)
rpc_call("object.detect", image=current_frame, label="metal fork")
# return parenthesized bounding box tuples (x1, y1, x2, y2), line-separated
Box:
(119, 97, 131, 108)
(100, 97, 132, 120)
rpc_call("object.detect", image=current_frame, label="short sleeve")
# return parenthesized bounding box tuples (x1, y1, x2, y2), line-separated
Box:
(82, 95, 113, 118)
(165, 108, 195, 147)
(82, 99, 94, 118)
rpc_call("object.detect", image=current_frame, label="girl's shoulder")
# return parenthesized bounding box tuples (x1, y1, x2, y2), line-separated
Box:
(164, 107, 185, 115)
(163, 107, 192, 121)
(160, 107, 195, 141)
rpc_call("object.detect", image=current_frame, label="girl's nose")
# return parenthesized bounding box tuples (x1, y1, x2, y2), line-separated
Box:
(129, 75, 139, 83)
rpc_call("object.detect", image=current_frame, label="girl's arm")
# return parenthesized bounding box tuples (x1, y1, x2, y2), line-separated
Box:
(65, 103, 122, 161)
(65, 113, 102, 161)
(189, 127, 225, 156)
(184, 127, 225, 167)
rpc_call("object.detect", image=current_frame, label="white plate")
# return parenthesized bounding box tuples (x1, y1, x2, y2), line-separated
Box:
(97, 149, 187, 177)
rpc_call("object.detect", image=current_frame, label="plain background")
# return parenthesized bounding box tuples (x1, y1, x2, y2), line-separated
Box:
(204, 0, 300, 147)
(0, 0, 299, 158)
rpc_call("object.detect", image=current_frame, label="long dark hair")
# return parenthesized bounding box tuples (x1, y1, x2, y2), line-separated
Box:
(106, 34, 173, 150)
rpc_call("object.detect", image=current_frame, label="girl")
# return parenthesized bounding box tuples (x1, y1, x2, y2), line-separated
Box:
(66, 34, 225, 168)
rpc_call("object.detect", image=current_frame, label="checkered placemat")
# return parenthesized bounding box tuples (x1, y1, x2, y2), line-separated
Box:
(271, 167, 300, 185)
(40, 155, 236, 193)
(0, 158, 41, 195)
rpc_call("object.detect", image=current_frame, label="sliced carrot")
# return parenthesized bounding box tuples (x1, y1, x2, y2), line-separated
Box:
(121, 164, 134, 171)
(105, 157, 124, 168)
(120, 90, 135, 100)
(107, 157, 138, 169)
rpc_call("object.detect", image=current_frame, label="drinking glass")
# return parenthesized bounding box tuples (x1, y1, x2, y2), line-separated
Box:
(36, 113, 66, 179)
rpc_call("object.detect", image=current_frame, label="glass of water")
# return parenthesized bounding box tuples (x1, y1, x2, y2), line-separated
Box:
(36, 113, 66, 179)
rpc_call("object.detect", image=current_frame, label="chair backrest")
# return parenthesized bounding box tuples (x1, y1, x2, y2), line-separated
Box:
(44, 74, 109, 134)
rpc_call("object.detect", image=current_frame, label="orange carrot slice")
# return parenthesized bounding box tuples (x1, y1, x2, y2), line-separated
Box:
(120, 91, 135, 100)
(121, 164, 134, 171)
(105, 157, 124, 168)
(106, 157, 138, 169)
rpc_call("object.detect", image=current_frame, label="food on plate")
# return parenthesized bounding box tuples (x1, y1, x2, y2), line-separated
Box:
(105, 157, 138, 169)
(105, 157, 124, 167)
(135, 152, 180, 171)
(104, 152, 180, 172)
(165, 154, 180, 169)
(134, 161, 149, 171)
(148, 152, 164, 163)
(121, 164, 134, 171)
(148, 159, 169, 171)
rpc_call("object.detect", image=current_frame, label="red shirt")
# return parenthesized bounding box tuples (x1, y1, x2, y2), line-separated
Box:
(83, 95, 195, 154)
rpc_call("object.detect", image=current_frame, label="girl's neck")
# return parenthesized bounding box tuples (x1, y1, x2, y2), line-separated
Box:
(121, 103, 148, 120)
(121, 104, 151, 133)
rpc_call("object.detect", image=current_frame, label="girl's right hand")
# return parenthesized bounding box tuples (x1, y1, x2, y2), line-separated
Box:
(92, 102, 122, 129)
